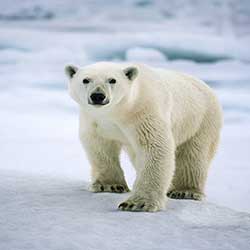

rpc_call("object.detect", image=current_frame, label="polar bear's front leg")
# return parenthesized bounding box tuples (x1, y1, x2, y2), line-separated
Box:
(118, 118, 175, 212)
(81, 132, 129, 193)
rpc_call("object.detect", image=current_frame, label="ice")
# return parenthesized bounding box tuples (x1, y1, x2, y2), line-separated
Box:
(126, 47, 167, 63)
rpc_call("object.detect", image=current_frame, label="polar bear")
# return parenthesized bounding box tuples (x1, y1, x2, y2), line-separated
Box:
(65, 62, 223, 212)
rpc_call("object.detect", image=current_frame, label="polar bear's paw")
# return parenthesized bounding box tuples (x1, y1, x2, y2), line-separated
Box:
(167, 190, 204, 200)
(118, 196, 163, 212)
(90, 183, 130, 193)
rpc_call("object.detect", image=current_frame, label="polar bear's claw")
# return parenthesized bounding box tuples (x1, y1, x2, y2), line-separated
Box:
(118, 201, 146, 212)
(118, 197, 160, 212)
(167, 190, 203, 200)
(118, 202, 128, 209)
(90, 183, 129, 193)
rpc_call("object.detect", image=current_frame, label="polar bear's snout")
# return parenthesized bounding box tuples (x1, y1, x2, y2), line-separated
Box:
(90, 92, 106, 105)
(88, 87, 109, 106)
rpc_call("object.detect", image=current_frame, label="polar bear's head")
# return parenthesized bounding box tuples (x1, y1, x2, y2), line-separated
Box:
(65, 62, 138, 113)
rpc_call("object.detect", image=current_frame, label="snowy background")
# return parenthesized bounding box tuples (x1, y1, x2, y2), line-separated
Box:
(0, 0, 250, 249)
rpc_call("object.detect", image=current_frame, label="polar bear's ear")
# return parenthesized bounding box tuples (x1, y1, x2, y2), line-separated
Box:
(123, 66, 138, 81)
(65, 64, 79, 79)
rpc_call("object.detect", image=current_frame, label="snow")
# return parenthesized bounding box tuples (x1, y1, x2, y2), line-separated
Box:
(1, 172, 250, 250)
(1, 0, 250, 249)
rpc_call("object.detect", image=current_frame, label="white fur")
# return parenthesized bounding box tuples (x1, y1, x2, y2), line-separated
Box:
(65, 62, 223, 212)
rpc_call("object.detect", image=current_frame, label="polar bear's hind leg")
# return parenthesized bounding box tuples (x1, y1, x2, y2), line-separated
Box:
(167, 120, 220, 200)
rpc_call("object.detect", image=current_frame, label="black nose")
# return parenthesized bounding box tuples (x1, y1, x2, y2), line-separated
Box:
(90, 93, 106, 104)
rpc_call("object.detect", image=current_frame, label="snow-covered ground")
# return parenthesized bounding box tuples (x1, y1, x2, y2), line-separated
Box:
(1, 171, 250, 250)
(1, 0, 250, 249)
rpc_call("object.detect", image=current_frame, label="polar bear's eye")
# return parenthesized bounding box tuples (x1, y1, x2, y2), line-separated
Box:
(108, 78, 116, 84)
(83, 78, 90, 84)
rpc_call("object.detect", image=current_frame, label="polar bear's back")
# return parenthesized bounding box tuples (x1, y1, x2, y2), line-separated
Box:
(134, 64, 218, 106)
(150, 66, 223, 146)
(152, 66, 221, 114)
(153, 67, 214, 101)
